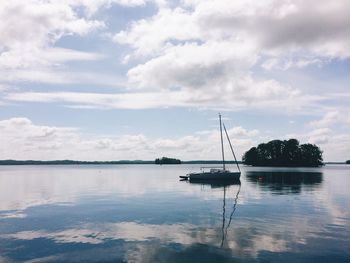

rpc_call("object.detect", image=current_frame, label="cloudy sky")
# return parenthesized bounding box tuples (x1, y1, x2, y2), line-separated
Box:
(0, 0, 349, 161)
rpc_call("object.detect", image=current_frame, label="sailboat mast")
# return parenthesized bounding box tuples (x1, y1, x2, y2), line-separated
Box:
(219, 113, 225, 170)
(223, 123, 241, 173)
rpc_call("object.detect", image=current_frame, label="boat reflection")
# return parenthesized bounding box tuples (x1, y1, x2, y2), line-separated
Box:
(246, 171, 323, 194)
(185, 179, 241, 248)
(187, 178, 241, 188)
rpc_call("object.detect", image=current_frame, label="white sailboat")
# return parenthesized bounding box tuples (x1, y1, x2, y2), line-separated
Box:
(181, 114, 241, 181)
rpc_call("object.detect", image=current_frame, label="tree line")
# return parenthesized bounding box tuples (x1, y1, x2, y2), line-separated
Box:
(0, 160, 154, 165)
(242, 139, 323, 167)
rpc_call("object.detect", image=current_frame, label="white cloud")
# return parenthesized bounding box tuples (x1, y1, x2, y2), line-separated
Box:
(317, 133, 350, 161)
(0, 69, 125, 86)
(114, 7, 200, 56)
(123, 40, 305, 110)
(0, 1, 105, 69)
(74, 0, 150, 16)
(0, 48, 103, 70)
(154, 136, 200, 151)
(310, 111, 350, 128)
(0, 0, 119, 91)
(0, 117, 78, 142)
(262, 57, 323, 71)
(307, 128, 332, 145)
(4, 91, 183, 109)
(111, 0, 350, 111)
(4, 87, 315, 112)
(116, 0, 350, 60)
(1, 0, 349, 163)
(0, 117, 258, 161)
(2, 0, 347, 112)
(0, 84, 9, 92)
(190, 0, 350, 59)
(228, 127, 259, 138)
(126, 40, 257, 89)
(287, 127, 350, 161)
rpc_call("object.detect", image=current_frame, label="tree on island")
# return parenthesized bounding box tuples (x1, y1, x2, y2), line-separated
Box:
(242, 139, 323, 167)
(346, 160, 350, 164)
(155, 157, 181, 165)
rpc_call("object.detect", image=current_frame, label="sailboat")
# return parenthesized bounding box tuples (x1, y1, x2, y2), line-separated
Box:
(180, 114, 241, 181)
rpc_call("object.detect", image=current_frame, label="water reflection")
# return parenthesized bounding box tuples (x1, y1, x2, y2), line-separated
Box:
(245, 171, 323, 194)
(1, 165, 349, 262)
(187, 179, 241, 188)
(186, 179, 241, 248)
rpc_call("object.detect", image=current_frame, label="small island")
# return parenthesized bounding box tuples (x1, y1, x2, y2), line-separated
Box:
(155, 157, 181, 165)
(242, 139, 323, 167)
(346, 160, 350, 164)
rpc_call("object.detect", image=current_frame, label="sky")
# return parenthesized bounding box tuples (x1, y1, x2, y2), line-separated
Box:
(0, 0, 350, 161)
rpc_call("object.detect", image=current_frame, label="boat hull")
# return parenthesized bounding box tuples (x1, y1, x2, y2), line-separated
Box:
(188, 171, 241, 181)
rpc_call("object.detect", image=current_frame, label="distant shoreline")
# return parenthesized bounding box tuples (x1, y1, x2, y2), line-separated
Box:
(0, 160, 242, 165)
(0, 160, 347, 166)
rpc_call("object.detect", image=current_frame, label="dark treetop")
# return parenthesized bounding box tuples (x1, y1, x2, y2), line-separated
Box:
(155, 157, 181, 165)
(242, 139, 323, 167)
(346, 160, 350, 164)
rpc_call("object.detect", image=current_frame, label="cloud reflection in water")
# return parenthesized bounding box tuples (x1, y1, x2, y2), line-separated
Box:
(0, 165, 349, 262)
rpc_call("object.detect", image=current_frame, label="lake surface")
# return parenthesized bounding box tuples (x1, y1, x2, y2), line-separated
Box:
(0, 164, 349, 262)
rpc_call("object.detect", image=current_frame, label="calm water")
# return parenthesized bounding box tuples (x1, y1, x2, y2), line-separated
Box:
(0, 164, 349, 262)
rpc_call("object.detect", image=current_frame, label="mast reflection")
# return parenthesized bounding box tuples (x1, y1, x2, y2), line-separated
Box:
(185, 179, 241, 248)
